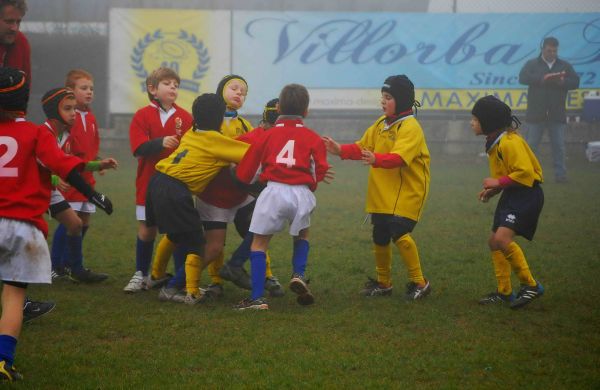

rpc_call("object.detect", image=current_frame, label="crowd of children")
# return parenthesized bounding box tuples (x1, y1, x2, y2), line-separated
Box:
(0, 60, 548, 380)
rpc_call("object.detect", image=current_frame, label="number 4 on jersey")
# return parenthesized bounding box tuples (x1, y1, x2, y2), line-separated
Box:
(276, 140, 296, 168)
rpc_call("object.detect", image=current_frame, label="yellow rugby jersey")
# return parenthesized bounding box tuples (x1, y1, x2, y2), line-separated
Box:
(220, 116, 252, 138)
(487, 131, 543, 186)
(357, 115, 430, 221)
(155, 129, 249, 195)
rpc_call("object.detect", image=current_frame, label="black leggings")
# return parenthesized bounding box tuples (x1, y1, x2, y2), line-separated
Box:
(371, 214, 417, 246)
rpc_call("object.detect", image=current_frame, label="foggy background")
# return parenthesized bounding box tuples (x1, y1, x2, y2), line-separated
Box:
(21, 0, 600, 153)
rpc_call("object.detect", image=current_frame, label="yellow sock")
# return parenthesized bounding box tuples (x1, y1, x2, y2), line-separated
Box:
(491, 250, 512, 295)
(151, 236, 176, 280)
(504, 241, 536, 287)
(394, 234, 426, 285)
(265, 251, 273, 279)
(373, 244, 392, 287)
(185, 253, 203, 296)
(207, 251, 224, 285)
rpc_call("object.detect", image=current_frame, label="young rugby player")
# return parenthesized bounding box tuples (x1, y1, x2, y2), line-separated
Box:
(471, 95, 545, 309)
(234, 84, 330, 310)
(323, 75, 432, 301)
(0, 68, 112, 382)
(51, 69, 109, 281)
(124, 67, 193, 293)
(42, 87, 117, 283)
(146, 93, 250, 304)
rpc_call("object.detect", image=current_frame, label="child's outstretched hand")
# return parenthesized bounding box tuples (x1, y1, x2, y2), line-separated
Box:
(323, 166, 335, 184)
(478, 188, 500, 202)
(483, 177, 500, 189)
(100, 157, 118, 170)
(361, 149, 375, 165)
(162, 135, 180, 149)
(322, 136, 341, 155)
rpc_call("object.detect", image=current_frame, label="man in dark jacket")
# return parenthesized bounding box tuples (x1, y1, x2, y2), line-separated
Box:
(519, 37, 580, 183)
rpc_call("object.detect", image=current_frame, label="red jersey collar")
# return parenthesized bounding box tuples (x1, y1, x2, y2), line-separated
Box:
(274, 116, 304, 127)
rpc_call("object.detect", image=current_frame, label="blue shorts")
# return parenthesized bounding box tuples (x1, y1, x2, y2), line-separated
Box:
(493, 183, 544, 241)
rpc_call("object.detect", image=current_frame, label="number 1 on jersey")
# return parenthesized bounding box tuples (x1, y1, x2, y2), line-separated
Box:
(276, 140, 296, 168)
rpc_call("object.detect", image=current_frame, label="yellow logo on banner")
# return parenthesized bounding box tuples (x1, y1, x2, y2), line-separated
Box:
(130, 29, 210, 94)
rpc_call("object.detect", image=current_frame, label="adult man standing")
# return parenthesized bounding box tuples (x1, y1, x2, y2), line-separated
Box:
(0, 0, 29, 84)
(0, 0, 55, 323)
(519, 37, 580, 183)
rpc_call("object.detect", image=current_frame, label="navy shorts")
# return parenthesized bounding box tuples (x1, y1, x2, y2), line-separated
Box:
(145, 172, 204, 239)
(493, 183, 544, 241)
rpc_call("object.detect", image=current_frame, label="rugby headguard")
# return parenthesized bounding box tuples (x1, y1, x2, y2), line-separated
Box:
(216, 74, 248, 107)
(0, 67, 29, 115)
(42, 88, 75, 125)
(381, 75, 416, 115)
(262, 98, 279, 126)
(192, 93, 225, 131)
(471, 95, 515, 135)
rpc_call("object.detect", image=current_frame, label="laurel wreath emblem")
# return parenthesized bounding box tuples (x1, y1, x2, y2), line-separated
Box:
(130, 29, 210, 82)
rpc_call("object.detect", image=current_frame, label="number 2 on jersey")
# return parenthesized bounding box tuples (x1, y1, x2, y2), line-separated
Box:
(0, 136, 18, 177)
(276, 140, 296, 168)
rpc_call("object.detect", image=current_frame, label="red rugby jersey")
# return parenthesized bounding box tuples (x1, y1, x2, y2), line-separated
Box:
(236, 118, 329, 191)
(0, 119, 83, 236)
(129, 103, 192, 205)
(61, 108, 100, 202)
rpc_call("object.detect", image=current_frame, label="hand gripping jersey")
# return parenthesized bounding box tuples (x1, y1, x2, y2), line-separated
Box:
(487, 131, 543, 186)
(357, 115, 430, 221)
(236, 118, 329, 191)
(61, 108, 100, 202)
(155, 129, 250, 195)
(0, 119, 83, 236)
(129, 102, 193, 205)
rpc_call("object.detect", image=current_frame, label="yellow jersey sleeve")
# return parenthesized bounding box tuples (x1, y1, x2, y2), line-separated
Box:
(489, 132, 543, 186)
(155, 130, 250, 194)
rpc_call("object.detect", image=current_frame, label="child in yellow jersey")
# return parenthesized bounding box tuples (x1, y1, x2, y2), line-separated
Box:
(145, 93, 249, 304)
(197, 75, 282, 300)
(471, 95, 545, 309)
(323, 75, 431, 300)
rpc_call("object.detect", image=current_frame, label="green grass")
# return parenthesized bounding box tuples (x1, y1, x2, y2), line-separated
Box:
(16, 146, 600, 388)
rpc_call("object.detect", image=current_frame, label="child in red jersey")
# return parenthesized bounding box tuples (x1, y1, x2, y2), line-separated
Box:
(234, 84, 331, 310)
(42, 87, 117, 283)
(124, 67, 193, 293)
(50, 69, 110, 280)
(0, 68, 113, 382)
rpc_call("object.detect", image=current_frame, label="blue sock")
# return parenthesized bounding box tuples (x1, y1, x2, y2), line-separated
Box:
(250, 251, 267, 300)
(50, 224, 67, 270)
(173, 244, 187, 274)
(167, 262, 186, 289)
(60, 225, 88, 266)
(136, 237, 154, 276)
(229, 233, 253, 267)
(292, 239, 309, 277)
(66, 235, 84, 274)
(0, 335, 17, 366)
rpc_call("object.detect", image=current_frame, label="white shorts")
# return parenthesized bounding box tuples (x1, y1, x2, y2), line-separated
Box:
(69, 201, 96, 213)
(195, 195, 254, 223)
(136, 205, 146, 221)
(50, 189, 65, 206)
(250, 182, 316, 236)
(0, 218, 51, 284)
